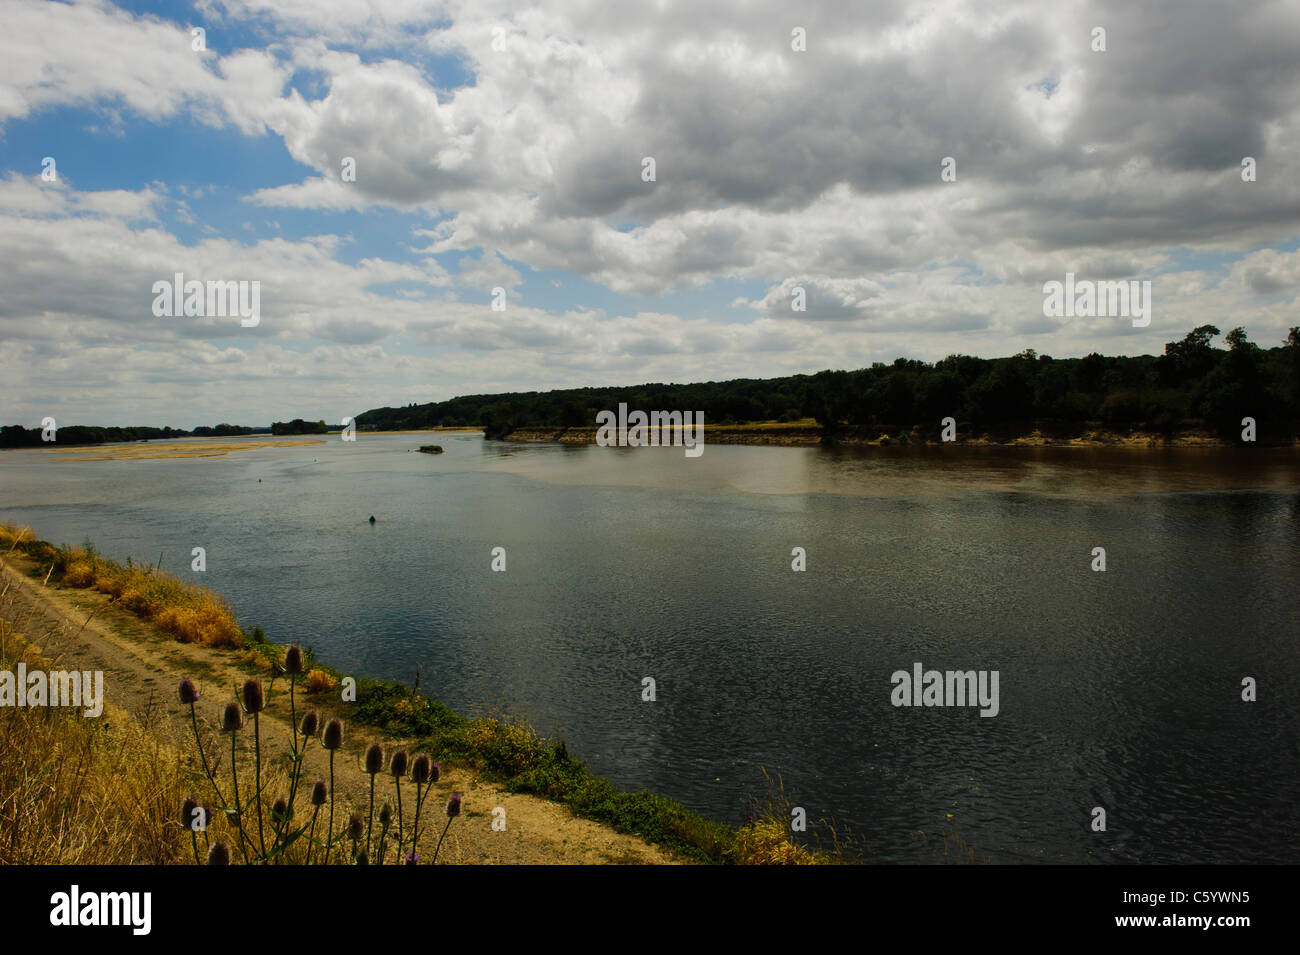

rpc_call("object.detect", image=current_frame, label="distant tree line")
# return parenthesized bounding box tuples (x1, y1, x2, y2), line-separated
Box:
(0, 424, 189, 447)
(269, 418, 330, 435)
(0, 421, 269, 448)
(192, 423, 262, 437)
(356, 326, 1300, 443)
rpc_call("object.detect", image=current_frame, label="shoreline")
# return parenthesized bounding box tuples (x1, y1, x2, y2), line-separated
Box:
(499, 422, 1296, 449)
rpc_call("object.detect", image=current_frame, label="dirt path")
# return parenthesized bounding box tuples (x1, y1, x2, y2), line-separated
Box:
(0, 552, 682, 865)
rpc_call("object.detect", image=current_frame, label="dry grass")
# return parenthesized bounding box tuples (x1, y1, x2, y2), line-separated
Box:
(0, 594, 191, 863)
(731, 768, 872, 865)
(305, 668, 337, 693)
(734, 769, 823, 865)
(0, 560, 328, 865)
(735, 819, 820, 864)
(59, 546, 241, 648)
(0, 522, 34, 552)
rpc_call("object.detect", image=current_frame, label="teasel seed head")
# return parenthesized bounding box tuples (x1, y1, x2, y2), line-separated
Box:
(300, 710, 318, 737)
(182, 796, 199, 827)
(242, 679, 264, 714)
(347, 813, 364, 842)
(429, 762, 441, 784)
(322, 718, 343, 750)
(272, 796, 290, 826)
(220, 701, 243, 732)
(284, 644, 304, 675)
(379, 802, 392, 826)
(207, 841, 231, 865)
(178, 678, 200, 705)
(445, 793, 462, 818)
(310, 780, 328, 806)
(410, 754, 431, 784)
(390, 750, 408, 778)
(364, 742, 384, 775)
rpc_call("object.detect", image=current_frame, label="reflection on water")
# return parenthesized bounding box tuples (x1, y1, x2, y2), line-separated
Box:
(1, 434, 1297, 863)
(474, 440, 1300, 498)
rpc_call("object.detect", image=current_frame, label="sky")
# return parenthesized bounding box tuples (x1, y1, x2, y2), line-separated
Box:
(1, 0, 1298, 428)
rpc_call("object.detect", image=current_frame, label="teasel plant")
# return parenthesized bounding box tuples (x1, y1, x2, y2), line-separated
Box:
(306, 780, 327, 865)
(363, 742, 384, 858)
(181, 669, 359, 864)
(376, 802, 393, 865)
(271, 796, 291, 846)
(245, 706, 329, 865)
(181, 797, 207, 865)
(407, 755, 439, 865)
(179, 679, 228, 810)
(284, 645, 304, 741)
(389, 750, 408, 857)
(348, 812, 365, 865)
(322, 718, 343, 863)
(269, 708, 317, 861)
(218, 700, 252, 864)
(181, 679, 247, 860)
(281, 647, 307, 808)
(242, 679, 268, 858)
(432, 792, 462, 864)
(183, 665, 467, 865)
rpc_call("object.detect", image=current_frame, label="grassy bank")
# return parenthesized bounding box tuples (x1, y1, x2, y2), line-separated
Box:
(0, 521, 821, 864)
(6, 531, 245, 648)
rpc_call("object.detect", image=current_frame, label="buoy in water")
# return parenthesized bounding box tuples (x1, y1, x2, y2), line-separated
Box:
(368, 515, 376, 524)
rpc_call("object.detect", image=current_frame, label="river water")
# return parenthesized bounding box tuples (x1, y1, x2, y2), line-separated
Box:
(2, 433, 1298, 863)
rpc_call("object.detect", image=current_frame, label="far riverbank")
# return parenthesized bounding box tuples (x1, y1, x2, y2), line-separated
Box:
(500, 419, 1296, 448)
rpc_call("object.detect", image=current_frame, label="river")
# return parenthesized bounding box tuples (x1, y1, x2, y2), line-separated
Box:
(2, 433, 1297, 863)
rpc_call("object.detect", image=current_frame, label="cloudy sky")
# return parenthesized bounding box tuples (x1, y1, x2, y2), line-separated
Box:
(1, 0, 1298, 428)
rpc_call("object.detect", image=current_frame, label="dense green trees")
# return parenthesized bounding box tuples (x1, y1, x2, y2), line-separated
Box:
(191, 423, 259, 437)
(0, 424, 189, 447)
(269, 419, 329, 435)
(358, 326, 1300, 443)
(0, 422, 267, 447)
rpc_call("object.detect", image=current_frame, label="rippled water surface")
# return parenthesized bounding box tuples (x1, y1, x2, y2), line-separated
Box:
(3, 434, 1298, 863)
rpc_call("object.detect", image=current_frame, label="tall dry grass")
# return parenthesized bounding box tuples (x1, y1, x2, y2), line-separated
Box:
(0, 522, 242, 648)
(734, 769, 822, 865)
(62, 546, 242, 647)
(0, 563, 279, 865)
(0, 591, 191, 863)
(732, 768, 874, 864)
